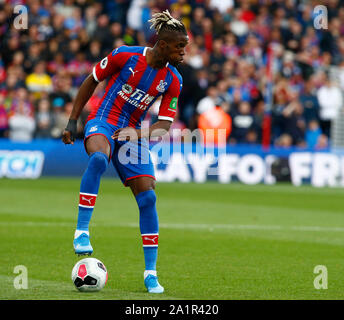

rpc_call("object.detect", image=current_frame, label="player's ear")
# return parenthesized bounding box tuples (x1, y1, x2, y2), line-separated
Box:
(158, 39, 168, 49)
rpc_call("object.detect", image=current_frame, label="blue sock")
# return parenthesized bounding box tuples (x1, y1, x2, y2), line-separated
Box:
(135, 190, 159, 271)
(76, 152, 108, 232)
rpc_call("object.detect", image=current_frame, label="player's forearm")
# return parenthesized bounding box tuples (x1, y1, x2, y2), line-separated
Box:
(112, 120, 172, 141)
(145, 120, 172, 138)
(69, 74, 98, 120)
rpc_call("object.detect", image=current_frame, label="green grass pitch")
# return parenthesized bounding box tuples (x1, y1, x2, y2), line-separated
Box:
(0, 178, 343, 300)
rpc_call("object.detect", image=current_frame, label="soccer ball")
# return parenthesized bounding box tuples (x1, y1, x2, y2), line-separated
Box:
(71, 257, 108, 292)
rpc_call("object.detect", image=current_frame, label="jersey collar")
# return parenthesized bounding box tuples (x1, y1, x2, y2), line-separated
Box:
(143, 47, 169, 68)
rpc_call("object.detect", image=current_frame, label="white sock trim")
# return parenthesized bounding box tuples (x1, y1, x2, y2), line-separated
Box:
(144, 270, 157, 279)
(74, 230, 89, 239)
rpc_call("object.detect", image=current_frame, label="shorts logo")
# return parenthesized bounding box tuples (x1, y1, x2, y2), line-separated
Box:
(156, 80, 167, 93)
(100, 57, 108, 69)
(89, 126, 98, 133)
(122, 84, 133, 94)
(169, 97, 178, 110)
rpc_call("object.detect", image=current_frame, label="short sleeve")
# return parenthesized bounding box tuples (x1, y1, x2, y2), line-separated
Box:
(92, 46, 129, 82)
(158, 74, 182, 122)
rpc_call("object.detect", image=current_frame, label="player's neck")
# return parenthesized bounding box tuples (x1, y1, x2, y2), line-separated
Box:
(145, 47, 167, 69)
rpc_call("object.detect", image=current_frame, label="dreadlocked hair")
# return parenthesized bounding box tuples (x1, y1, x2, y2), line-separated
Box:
(148, 10, 187, 35)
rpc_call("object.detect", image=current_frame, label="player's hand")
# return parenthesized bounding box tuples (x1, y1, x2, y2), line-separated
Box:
(62, 119, 77, 145)
(111, 127, 140, 141)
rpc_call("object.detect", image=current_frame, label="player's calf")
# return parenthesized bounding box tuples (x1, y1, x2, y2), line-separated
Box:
(74, 151, 108, 255)
(135, 189, 163, 293)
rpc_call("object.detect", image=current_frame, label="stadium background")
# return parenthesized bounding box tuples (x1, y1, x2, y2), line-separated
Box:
(1, 0, 344, 186)
(1, 0, 344, 301)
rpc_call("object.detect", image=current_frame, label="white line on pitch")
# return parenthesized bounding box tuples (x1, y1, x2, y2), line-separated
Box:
(1, 221, 344, 233)
(118, 222, 344, 233)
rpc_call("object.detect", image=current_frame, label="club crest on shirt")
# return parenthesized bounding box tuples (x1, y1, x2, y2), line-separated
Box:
(122, 84, 133, 94)
(156, 80, 167, 93)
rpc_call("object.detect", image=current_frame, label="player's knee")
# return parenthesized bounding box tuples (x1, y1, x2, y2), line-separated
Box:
(89, 152, 108, 175)
(137, 190, 156, 209)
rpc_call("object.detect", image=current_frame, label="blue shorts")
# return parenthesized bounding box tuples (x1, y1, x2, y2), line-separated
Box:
(84, 118, 155, 186)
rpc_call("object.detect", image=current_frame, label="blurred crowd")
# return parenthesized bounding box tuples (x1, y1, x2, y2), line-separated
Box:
(1, 0, 344, 148)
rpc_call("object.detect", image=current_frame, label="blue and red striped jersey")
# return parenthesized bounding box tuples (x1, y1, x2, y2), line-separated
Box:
(88, 45, 183, 128)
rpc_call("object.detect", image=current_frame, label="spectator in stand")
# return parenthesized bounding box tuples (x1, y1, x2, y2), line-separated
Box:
(1, 70, 21, 93)
(196, 86, 218, 116)
(93, 14, 112, 49)
(176, 60, 198, 129)
(11, 51, 25, 70)
(109, 22, 124, 47)
(127, 0, 145, 31)
(47, 52, 67, 75)
(305, 119, 322, 149)
(197, 86, 232, 146)
(190, 7, 205, 37)
(299, 78, 320, 125)
(201, 17, 214, 53)
(222, 32, 240, 60)
(245, 128, 258, 145)
(230, 101, 256, 144)
(87, 40, 102, 63)
(209, 38, 226, 78)
(274, 133, 293, 148)
(38, 16, 54, 41)
(279, 99, 306, 146)
(0, 92, 8, 137)
(49, 71, 72, 110)
(185, 42, 205, 70)
(252, 100, 265, 142)
(64, 37, 81, 63)
(193, 68, 210, 106)
(22, 42, 42, 75)
(170, 0, 192, 30)
(25, 61, 53, 99)
(54, 0, 76, 19)
(210, 0, 234, 15)
(2, 34, 21, 67)
(63, 6, 84, 39)
(8, 100, 36, 142)
(35, 98, 53, 139)
(216, 80, 231, 106)
(0, 55, 6, 85)
(315, 134, 329, 149)
(51, 101, 73, 139)
(66, 51, 92, 87)
(84, 5, 98, 37)
(285, 19, 303, 53)
(9, 87, 33, 118)
(271, 79, 290, 142)
(0, 0, 343, 147)
(317, 72, 343, 137)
